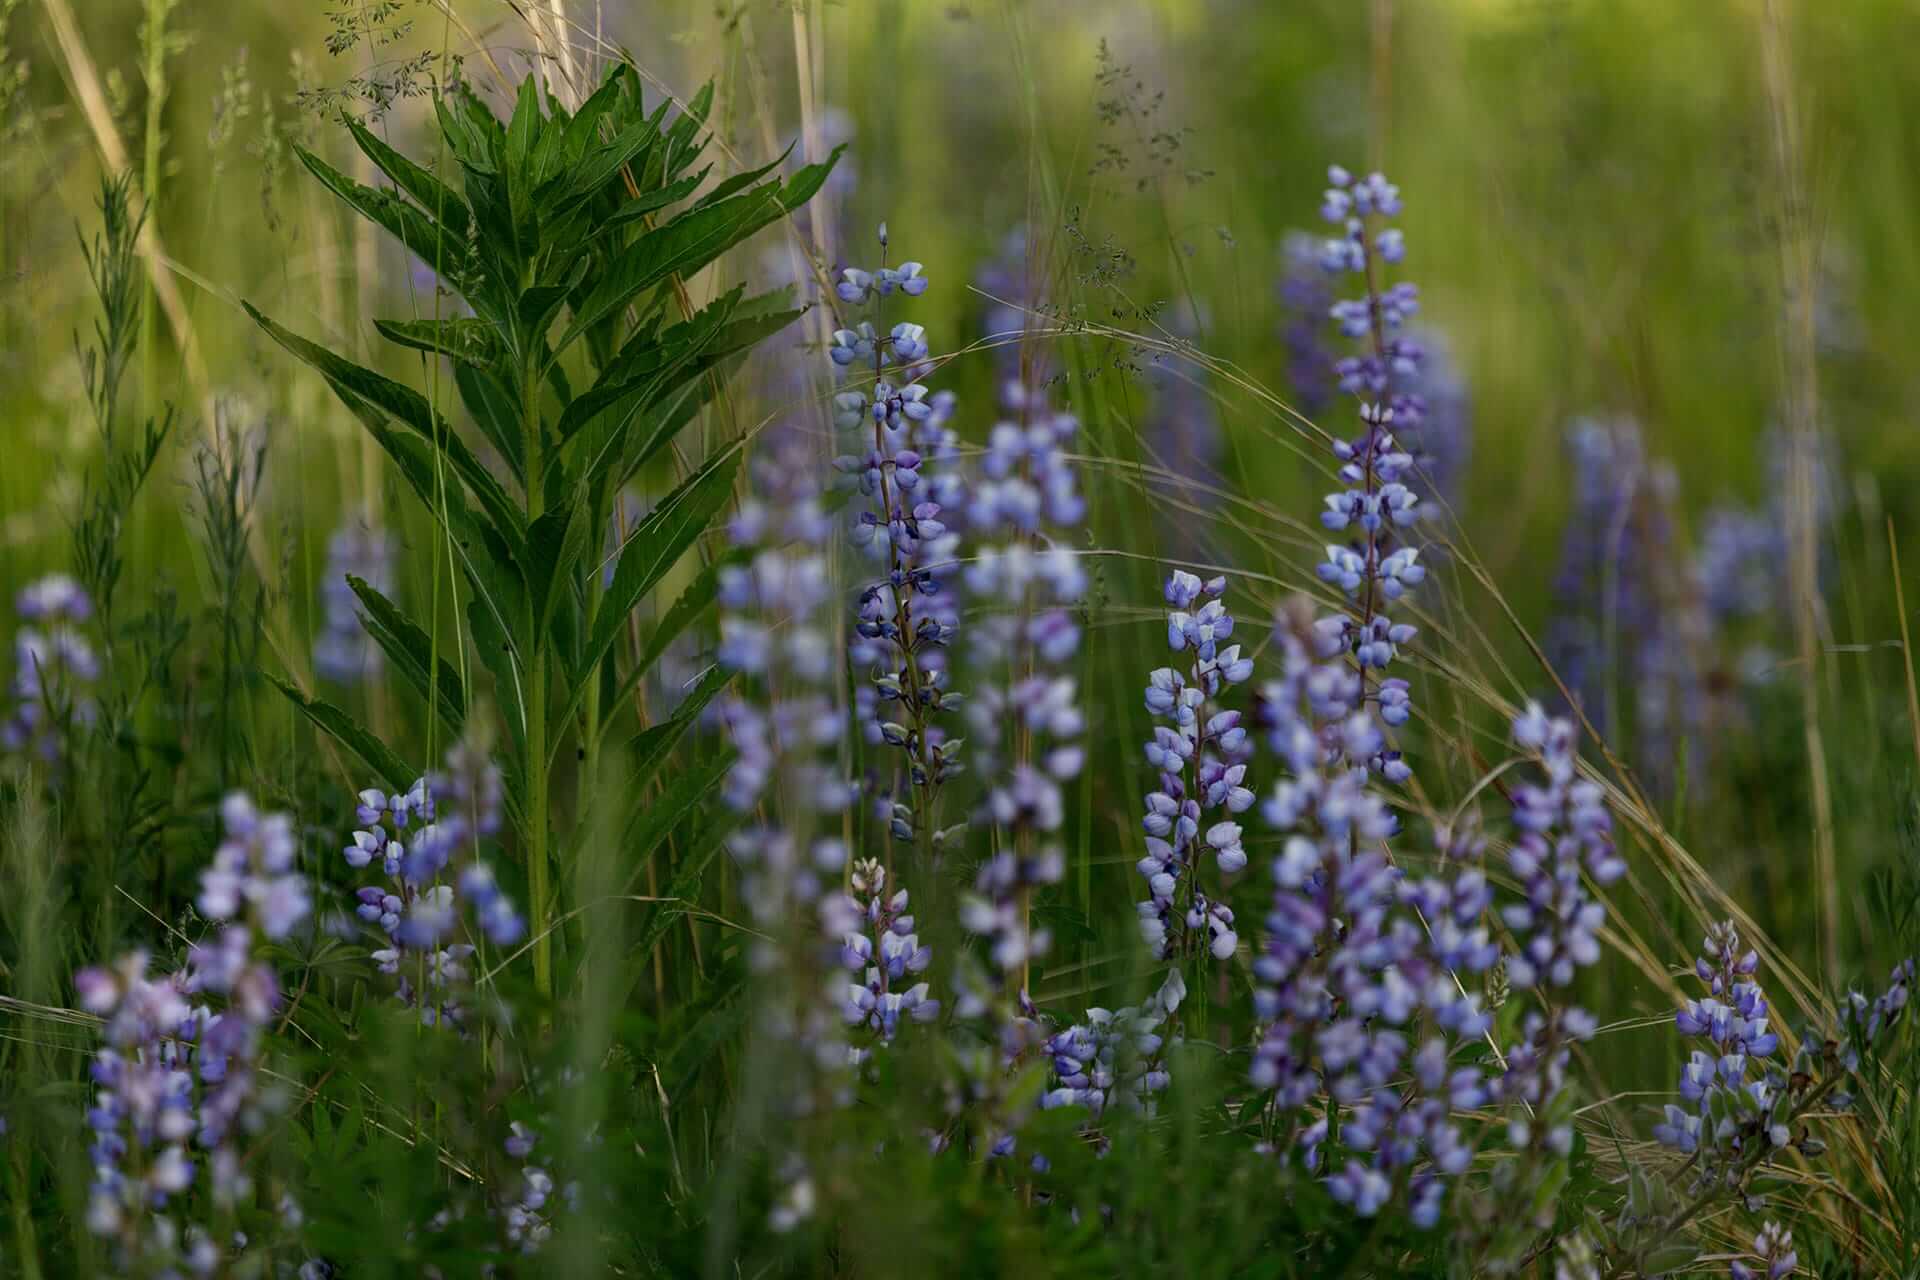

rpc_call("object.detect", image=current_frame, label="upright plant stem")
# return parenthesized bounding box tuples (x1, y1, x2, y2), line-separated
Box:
(524, 359, 553, 1001)
(138, 0, 167, 408)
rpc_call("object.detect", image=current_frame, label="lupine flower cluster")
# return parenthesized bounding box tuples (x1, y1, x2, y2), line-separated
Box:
(1248, 603, 1495, 1229)
(1544, 417, 1840, 787)
(3, 572, 99, 764)
(312, 522, 394, 685)
(1041, 969, 1186, 1122)
(1651, 920, 1860, 1201)
(1730, 1222, 1798, 1280)
(1136, 570, 1255, 965)
(830, 226, 963, 852)
(78, 793, 307, 1275)
(1311, 167, 1426, 756)
(1453, 708, 1616, 1255)
(959, 383, 1088, 1014)
(840, 858, 939, 1053)
(717, 435, 873, 1231)
(342, 740, 521, 1029)
(1620, 939, 1912, 1275)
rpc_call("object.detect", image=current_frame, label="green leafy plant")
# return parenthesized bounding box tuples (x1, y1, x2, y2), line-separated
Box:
(248, 65, 839, 998)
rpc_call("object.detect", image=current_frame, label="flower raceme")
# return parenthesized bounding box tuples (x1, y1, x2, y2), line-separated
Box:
(78, 793, 313, 1276)
(1136, 570, 1255, 965)
(831, 226, 962, 855)
(340, 741, 522, 1030)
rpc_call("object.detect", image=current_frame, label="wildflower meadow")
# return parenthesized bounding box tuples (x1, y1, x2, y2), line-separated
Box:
(4, 2, 1920, 1276)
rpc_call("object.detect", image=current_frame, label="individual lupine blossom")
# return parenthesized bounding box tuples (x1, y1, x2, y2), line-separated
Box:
(830, 225, 961, 851)
(1041, 969, 1186, 1122)
(78, 793, 307, 1275)
(3, 572, 100, 763)
(1311, 166, 1429, 757)
(311, 522, 394, 685)
(343, 742, 522, 1029)
(838, 858, 939, 1054)
(1135, 570, 1256, 964)
(1248, 604, 1494, 1229)
(1730, 1222, 1798, 1280)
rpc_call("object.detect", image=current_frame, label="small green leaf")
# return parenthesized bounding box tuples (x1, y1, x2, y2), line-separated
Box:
(346, 118, 470, 238)
(597, 170, 708, 234)
(579, 449, 738, 687)
(295, 147, 470, 304)
(345, 575, 467, 734)
(269, 676, 414, 792)
(246, 303, 526, 554)
(454, 363, 526, 480)
(622, 751, 731, 896)
(371, 316, 499, 368)
(526, 501, 590, 634)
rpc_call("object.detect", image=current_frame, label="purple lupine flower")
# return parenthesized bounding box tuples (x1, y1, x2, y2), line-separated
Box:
(312, 522, 394, 685)
(1248, 602, 1493, 1226)
(832, 226, 963, 853)
(957, 392, 1087, 1006)
(839, 858, 939, 1054)
(80, 794, 307, 1274)
(1655, 920, 1793, 1184)
(1502, 702, 1624, 989)
(1135, 570, 1256, 965)
(1276, 232, 1338, 419)
(1729, 1222, 1797, 1280)
(1042, 970, 1186, 1119)
(1309, 166, 1432, 754)
(3, 573, 99, 764)
(1544, 416, 1718, 784)
(340, 739, 521, 1028)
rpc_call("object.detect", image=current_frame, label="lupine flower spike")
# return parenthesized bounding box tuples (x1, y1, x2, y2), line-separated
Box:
(832, 225, 963, 858)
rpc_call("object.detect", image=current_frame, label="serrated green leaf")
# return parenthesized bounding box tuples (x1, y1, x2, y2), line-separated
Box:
(526, 501, 590, 634)
(453, 363, 525, 481)
(597, 170, 709, 234)
(551, 188, 783, 358)
(345, 575, 466, 733)
(295, 146, 473, 305)
(246, 303, 526, 555)
(372, 316, 499, 368)
(578, 449, 737, 689)
(346, 118, 470, 238)
(269, 675, 413, 791)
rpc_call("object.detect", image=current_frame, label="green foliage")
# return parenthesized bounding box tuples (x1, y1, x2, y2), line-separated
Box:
(247, 64, 838, 998)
